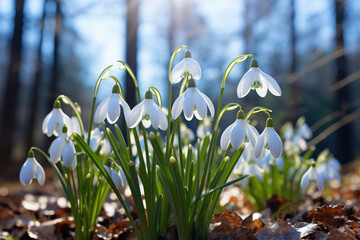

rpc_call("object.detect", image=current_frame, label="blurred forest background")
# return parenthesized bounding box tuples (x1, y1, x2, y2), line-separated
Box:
(0, 0, 359, 180)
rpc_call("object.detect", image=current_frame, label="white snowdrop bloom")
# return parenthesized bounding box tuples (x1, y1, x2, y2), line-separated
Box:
(220, 111, 259, 150)
(100, 138, 112, 156)
(298, 122, 312, 139)
(275, 156, 284, 170)
(104, 165, 127, 188)
(42, 100, 73, 137)
(257, 150, 272, 169)
(171, 79, 215, 121)
(301, 166, 324, 190)
(94, 85, 131, 125)
(127, 91, 168, 130)
(237, 59, 281, 98)
(62, 141, 77, 169)
(328, 157, 341, 170)
(71, 116, 82, 135)
(317, 163, 341, 182)
(233, 157, 249, 175)
(292, 134, 308, 152)
(49, 126, 68, 163)
(19, 151, 45, 186)
(171, 50, 201, 84)
(89, 128, 103, 151)
(248, 162, 265, 181)
(255, 118, 283, 159)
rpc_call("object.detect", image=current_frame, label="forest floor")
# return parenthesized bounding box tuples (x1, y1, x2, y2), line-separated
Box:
(1, 161, 360, 240)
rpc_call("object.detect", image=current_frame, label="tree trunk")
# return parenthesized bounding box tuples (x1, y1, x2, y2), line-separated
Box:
(288, 0, 299, 122)
(48, 0, 62, 109)
(334, 0, 352, 163)
(125, 0, 140, 107)
(26, 0, 48, 150)
(0, 0, 25, 162)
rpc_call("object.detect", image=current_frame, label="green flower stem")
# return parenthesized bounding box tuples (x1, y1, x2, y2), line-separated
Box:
(166, 46, 188, 159)
(87, 65, 113, 144)
(245, 106, 272, 120)
(217, 54, 254, 117)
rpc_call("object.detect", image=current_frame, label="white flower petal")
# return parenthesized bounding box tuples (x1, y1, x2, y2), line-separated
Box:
(49, 135, 66, 163)
(197, 89, 215, 117)
(111, 169, 124, 188)
(34, 159, 45, 185)
(186, 58, 201, 80)
(127, 101, 144, 128)
(255, 129, 266, 158)
(71, 157, 77, 169)
(245, 123, 259, 148)
(183, 89, 195, 120)
(171, 59, 185, 84)
(268, 128, 283, 158)
(301, 169, 310, 190)
(259, 69, 282, 96)
(220, 122, 235, 150)
(120, 98, 131, 125)
(172, 91, 186, 119)
(62, 142, 75, 167)
(275, 156, 284, 170)
(194, 89, 207, 120)
(71, 117, 81, 135)
(149, 101, 160, 129)
(19, 158, 34, 185)
(158, 108, 168, 130)
(107, 94, 120, 124)
(42, 111, 52, 135)
(316, 169, 325, 190)
(255, 84, 268, 98)
(142, 119, 151, 128)
(47, 109, 58, 137)
(61, 110, 73, 135)
(230, 120, 245, 149)
(237, 68, 254, 98)
(94, 96, 111, 124)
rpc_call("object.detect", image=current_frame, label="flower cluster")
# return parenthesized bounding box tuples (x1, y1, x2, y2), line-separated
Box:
(20, 45, 340, 240)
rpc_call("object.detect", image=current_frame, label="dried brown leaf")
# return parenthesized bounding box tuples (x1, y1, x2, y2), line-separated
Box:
(212, 209, 243, 228)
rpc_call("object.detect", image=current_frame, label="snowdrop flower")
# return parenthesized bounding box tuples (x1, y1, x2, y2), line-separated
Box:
(62, 141, 77, 169)
(104, 165, 127, 188)
(48, 125, 77, 168)
(237, 59, 281, 98)
(19, 150, 45, 185)
(94, 85, 131, 124)
(42, 100, 73, 137)
(171, 50, 201, 84)
(128, 90, 168, 130)
(298, 122, 312, 139)
(255, 118, 283, 158)
(301, 165, 324, 190)
(172, 79, 215, 121)
(49, 126, 68, 163)
(220, 110, 259, 150)
(248, 161, 265, 181)
(71, 116, 82, 135)
(317, 162, 341, 181)
(89, 128, 103, 151)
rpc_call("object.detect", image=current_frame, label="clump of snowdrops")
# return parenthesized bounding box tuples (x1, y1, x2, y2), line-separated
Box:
(20, 45, 286, 239)
(234, 117, 341, 212)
